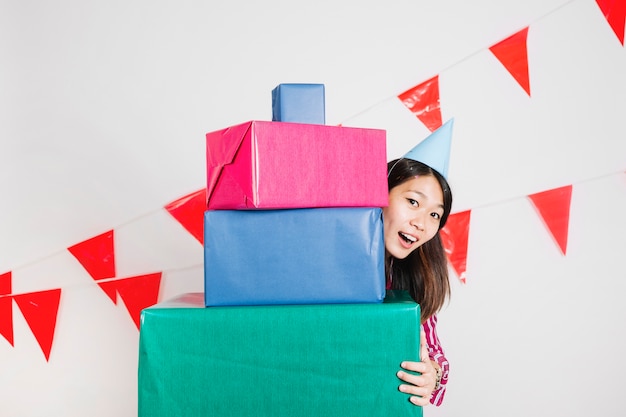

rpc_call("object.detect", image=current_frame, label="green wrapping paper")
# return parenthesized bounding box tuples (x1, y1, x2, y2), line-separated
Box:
(138, 291, 422, 417)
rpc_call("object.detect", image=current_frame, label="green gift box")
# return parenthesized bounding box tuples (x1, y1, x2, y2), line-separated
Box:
(138, 291, 422, 417)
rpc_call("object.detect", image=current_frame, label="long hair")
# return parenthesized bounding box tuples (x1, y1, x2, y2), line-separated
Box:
(386, 158, 452, 322)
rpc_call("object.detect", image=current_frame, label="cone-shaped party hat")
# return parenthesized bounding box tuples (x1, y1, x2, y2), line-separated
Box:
(402, 118, 454, 178)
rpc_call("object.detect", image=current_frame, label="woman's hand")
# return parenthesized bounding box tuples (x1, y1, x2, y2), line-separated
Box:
(396, 327, 439, 406)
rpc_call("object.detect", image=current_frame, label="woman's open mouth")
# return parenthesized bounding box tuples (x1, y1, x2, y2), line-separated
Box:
(399, 232, 417, 246)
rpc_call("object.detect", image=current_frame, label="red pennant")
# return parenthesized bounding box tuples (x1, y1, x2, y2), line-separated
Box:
(596, 0, 626, 45)
(440, 210, 471, 284)
(13, 289, 62, 361)
(115, 273, 162, 329)
(0, 296, 13, 347)
(0, 272, 10, 294)
(165, 189, 206, 244)
(489, 27, 531, 96)
(97, 281, 119, 304)
(528, 185, 573, 255)
(0, 272, 14, 346)
(398, 75, 443, 132)
(67, 230, 116, 280)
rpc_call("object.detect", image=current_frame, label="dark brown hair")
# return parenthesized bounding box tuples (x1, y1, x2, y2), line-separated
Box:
(386, 158, 452, 322)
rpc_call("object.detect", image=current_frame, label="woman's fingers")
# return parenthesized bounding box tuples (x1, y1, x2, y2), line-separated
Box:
(397, 361, 427, 385)
(397, 361, 429, 404)
(395, 328, 435, 407)
(397, 358, 436, 406)
(397, 378, 431, 406)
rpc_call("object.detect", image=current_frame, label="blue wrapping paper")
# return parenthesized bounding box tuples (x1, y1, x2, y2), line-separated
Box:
(204, 207, 385, 306)
(271, 83, 325, 124)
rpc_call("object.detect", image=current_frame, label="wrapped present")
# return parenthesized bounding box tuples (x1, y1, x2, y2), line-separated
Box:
(138, 291, 422, 417)
(205, 120, 387, 209)
(204, 207, 385, 306)
(271, 83, 326, 124)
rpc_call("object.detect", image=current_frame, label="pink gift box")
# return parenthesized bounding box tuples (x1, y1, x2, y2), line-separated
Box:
(205, 120, 388, 209)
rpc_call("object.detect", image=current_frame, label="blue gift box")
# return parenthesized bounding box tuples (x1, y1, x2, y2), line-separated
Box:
(271, 83, 325, 125)
(204, 207, 385, 306)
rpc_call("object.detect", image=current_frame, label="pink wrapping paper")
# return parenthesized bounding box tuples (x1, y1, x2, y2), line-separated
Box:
(206, 120, 388, 209)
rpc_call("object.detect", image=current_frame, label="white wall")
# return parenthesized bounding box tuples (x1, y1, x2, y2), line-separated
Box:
(1, 0, 625, 415)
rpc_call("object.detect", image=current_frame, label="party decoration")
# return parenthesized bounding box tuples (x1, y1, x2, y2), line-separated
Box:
(272, 83, 326, 124)
(203, 208, 384, 307)
(401, 118, 454, 178)
(398, 75, 442, 132)
(441, 210, 472, 284)
(113, 273, 162, 329)
(0, 271, 14, 346)
(13, 288, 62, 361)
(205, 121, 387, 209)
(489, 27, 531, 96)
(165, 189, 205, 244)
(95, 280, 118, 304)
(596, 0, 626, 45)
(528, 185, 573, 255)
(68, 230, 162, 322)
(5, 5, 626, 370)
(139, 291, 421, 417)
(68, 230, 116, 280)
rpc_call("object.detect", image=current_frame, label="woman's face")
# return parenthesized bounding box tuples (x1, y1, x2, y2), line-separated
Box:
(382, 175, 444, 259)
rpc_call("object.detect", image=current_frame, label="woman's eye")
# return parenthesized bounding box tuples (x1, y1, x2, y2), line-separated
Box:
(431, 212, 441, 220)
(407, 198, 418, 207)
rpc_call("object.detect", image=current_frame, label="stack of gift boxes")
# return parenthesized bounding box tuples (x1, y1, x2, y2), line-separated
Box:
(138, 84, 423, 417)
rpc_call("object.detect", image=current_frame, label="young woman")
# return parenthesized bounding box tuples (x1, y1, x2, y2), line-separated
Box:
(384, 157, 453, 407)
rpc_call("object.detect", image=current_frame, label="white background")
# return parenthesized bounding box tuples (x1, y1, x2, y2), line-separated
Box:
(1, 0, 625, 415)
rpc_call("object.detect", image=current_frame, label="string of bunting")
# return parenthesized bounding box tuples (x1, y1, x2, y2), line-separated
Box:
(0, 0, 624, 361)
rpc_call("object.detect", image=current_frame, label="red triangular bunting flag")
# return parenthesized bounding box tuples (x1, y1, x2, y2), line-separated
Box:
(440, 210, 471, 284)
(13, 288, 62, 361)
(115, 273, 162, 329)
(0, 295, 13, 347)
(398, 75, 443, 132)
(489, 27, 531, 96)
(0, 272, 10, 294)
(164, 189, 205, 244)
(97, 281, 119, 304)
(0, 271, 14, 346)
(67, 230, 116, 280)
(528, 185, 573, 255)
(596, 0, 626, 45)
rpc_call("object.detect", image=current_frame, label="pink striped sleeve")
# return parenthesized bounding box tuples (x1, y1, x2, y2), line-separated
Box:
(423, 314, 449, 406)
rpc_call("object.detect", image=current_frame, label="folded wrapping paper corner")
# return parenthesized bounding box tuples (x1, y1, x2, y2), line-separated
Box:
(205, 121, 253, 205)
(205, 120, 388, 209)
(138, 291, 422, 417)
(204, 207, 385, 307)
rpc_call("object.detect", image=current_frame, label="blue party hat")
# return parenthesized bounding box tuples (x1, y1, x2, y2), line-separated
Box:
(402, 118, 454, 178)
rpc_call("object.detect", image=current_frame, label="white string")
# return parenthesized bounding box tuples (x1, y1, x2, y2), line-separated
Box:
(339, 0, 579, 126)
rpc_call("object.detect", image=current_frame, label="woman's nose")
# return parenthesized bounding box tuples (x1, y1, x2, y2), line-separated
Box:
(410, 213, 425, 231)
